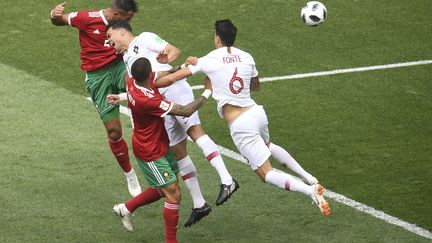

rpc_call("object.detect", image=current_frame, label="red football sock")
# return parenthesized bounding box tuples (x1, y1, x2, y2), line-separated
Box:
(163, 201, 179, 243)
(125, 187, 163, 212)
(108, 137, 132, 173)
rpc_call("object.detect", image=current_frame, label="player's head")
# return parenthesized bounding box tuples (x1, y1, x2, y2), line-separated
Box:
(111, 0, 138, 22)
(106, 20, 133, 54)
(215, 19, 237, 47)
(131, 58, 153, 83)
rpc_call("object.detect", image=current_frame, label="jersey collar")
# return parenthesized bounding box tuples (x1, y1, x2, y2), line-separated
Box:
(132, 72, 158, 93)
(100, 10, 109, 25)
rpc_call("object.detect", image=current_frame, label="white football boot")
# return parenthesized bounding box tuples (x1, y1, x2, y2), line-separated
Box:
(113, 203, 133, 232)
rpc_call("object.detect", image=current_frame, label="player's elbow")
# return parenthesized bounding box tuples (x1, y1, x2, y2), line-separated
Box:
(172, 49, 181, 61)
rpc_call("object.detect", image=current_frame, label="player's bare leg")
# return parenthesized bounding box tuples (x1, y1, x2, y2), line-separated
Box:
(267, 141, 318, 185)
(189, 125, 239, 206)
(255, 160, 330, 216)
(104, 117, 141, 197)
(171, 139, 211, 227)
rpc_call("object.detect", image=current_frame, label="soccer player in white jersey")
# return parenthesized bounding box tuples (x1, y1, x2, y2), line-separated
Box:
(157, 19, 331, 217)
(106, 20, 239, 226)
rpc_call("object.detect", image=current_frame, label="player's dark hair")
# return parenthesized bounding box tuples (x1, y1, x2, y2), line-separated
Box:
(131, 58, 152, 83)
(215, 19, 237, 47)
(112, 0, 138, 13)
(106, 19, 132, 33)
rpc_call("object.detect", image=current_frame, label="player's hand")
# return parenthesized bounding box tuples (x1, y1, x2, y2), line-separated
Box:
(156, 50, 169, 64)
(106, 94, 120, 105)
(51, 2, 67, 19)
(185, 56, 198, 66)
(204, 76, 212, 91)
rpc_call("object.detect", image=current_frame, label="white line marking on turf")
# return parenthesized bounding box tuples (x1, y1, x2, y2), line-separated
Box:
(191, 59, 432, 90)
(87, 58, 432, 239)
(208, 142, 432, 240)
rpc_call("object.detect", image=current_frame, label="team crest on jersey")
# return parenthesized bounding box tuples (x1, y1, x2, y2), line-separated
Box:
(163, 172, 169, 178)
(88, 11, 101, 18)
(133, 45, 139, 54)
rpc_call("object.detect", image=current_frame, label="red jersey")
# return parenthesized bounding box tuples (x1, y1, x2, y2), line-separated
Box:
(127, 72, 173, 162)
(68, 10, 121, 71)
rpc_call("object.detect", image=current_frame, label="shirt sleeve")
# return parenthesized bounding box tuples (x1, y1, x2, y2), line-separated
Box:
(188, 56, 215, 75)
(140, 32, 168, 53)
(252, 64, 259, 77)
(68, 10, 88, 30)
(141, 97, 173, 118)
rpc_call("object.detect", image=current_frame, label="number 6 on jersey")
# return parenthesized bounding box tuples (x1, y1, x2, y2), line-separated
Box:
(229, 67, 244, 94)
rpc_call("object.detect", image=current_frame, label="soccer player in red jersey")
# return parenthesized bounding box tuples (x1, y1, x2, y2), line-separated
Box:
(49, 1, 142, 197)
(108, 57, 212, 243)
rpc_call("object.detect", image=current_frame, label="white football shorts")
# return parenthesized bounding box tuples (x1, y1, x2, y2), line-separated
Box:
(229, 105, 271, 170)
(162, 78, 201, 146)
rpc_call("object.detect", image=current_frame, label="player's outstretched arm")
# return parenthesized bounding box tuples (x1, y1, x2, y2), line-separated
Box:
(50, 2, 69, 26)
(250, 76, 261, 91)
(156, 44, 181, 64)
(107, 93, 128, 105)
(155, 66, 193, 88)
(169, 89, 212, 117)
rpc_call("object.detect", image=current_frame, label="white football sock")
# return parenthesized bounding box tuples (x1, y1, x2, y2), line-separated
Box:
(265, 170, 314, 199)
(195, 135, 233, 185)
(178, 156, 206, 208)
(269, 143, 317, 184)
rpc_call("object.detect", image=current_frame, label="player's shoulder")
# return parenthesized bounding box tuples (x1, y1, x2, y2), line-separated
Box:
(137, 32, 161, 41)
(72, 9, 101, 17)
(233, 47, 255, 63)
(233, 47, 253, 57)
(205, 48, 223, 59)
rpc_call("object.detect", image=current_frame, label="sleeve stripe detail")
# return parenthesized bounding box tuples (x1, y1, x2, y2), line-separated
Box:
(160, 103, 173, 118)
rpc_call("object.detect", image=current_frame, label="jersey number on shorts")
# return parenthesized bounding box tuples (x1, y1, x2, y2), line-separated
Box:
(229, 67, 244, 94)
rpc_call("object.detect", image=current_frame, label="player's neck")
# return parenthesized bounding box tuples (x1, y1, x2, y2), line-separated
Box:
(135, 80, 151, 89)
(125, 35, 135, 48)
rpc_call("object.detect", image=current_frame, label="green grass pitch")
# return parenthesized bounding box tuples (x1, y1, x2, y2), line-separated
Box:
(0, 0, 431, 242)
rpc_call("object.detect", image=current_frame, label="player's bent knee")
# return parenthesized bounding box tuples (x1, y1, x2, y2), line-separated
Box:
(187, 125, 206, 141)
(103, 118, 123, 141)
(106, 127, 123, 141)
(163, 183, 182, 203)
(255, 161, 272, 182)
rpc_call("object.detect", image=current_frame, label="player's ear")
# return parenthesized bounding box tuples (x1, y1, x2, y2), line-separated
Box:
(214, 34, 221, 45)
(112, 11, 121, 20)
(126, 11, 134, 21)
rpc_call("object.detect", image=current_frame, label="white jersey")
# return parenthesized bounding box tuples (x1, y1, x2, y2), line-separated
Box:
(188, 47, 258, 118)
(122, 32, 200, 145)
(123, 32, 173, 76)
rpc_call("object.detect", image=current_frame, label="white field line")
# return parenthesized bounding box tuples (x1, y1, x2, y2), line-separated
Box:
(95, 100, 431, 240)
(87, 60, 432, 239)
(190, 59, 432, 90)
(213, 145, 432, 240)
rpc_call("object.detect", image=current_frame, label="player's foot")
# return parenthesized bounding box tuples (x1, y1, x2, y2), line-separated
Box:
(113, 203, 133, 232)
(184, 203, 212, 227)
(125, 169, 142, 197)
(312, 184, 331, 217)
(303, 176, 318, 186)
(216, 179, 239, 206)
